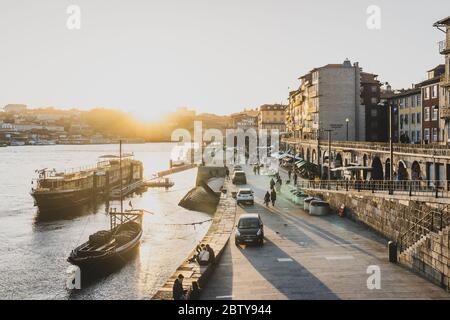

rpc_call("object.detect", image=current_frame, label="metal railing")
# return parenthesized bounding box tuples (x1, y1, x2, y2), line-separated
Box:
(298, 179, 450, 198)
(399, 205, 450, 253)
(282, 138, 450, 155)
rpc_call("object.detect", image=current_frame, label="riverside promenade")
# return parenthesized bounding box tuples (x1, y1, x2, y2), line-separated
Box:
(199, 166, 450, 300)
(152, 179, 236, 300)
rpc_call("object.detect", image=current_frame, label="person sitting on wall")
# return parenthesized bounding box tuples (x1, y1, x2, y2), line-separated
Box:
(187, 281, 201, 300)
(173, 274, 187, 300)
(188, 244, 206, 263)
(197, 245, 210, 266)
(206, 244, 215, 264)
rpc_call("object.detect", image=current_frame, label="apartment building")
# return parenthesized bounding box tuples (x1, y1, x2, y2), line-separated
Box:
(434, 17, 450, 145)
(258, 104, 286, 132)
(387, 88, 422, 144)
(360, 72, 387, 142)
(419, 65, 445, 143)
(230, 109, 258, 130)
(286, 59, 375, 142)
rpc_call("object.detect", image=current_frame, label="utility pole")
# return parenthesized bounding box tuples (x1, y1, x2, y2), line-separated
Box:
(324, 129, 333, 187)
(346, 118, 349, 141)
(389, 104, 394, 195)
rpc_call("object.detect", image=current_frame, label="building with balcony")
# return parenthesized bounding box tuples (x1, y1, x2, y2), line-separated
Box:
(257, 104, 286, 132)
(286, 59, 379, 142)
(434, 16, 450, 145)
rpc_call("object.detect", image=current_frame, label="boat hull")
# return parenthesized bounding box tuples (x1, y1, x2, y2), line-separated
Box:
(31, 188, 96, 213)
(68, 229, 142, 272)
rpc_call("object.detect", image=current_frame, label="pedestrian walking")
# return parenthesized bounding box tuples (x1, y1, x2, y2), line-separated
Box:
(288, 169, 292, 180)
(264, 191, 270, 207)
(293, 172, 298, 186)
(270, 178, 275, 190)
(275, 180, 281, 192)
(270, 189, 277, 206)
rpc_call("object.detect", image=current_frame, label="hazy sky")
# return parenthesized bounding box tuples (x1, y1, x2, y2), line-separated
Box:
(1, 0, 449, 121)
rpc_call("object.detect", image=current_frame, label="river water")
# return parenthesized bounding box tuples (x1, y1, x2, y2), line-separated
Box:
(0, 143, 211, 300)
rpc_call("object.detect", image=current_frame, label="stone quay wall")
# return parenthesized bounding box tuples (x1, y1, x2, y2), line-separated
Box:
(152, 180, 236, 300)
(306, 189, 450, 292)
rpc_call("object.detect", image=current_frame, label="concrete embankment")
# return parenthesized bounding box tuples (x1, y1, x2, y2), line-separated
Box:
(178, 166, 227, 214)
(155, 163, 197, 177)
(152, 179, 236, 300)
(305, 188, 450, 292)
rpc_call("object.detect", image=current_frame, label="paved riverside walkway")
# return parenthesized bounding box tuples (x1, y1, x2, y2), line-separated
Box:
(200, 166, 450, 300)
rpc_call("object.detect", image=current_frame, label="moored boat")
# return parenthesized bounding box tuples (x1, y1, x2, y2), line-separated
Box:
(68, 140, 144, 273)
(31, 152, 143, 213)
(67, 209, 143, 270)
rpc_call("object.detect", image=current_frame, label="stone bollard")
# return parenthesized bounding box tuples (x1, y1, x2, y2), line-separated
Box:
(388, 241, 397, 263)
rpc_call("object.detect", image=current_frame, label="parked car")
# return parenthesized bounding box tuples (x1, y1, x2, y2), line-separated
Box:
(232, 171, 247, 185)
(233, 165, 243, 172)
(304, 196, 321, 211)
(309, 200, 330, 216)
(235, 213, 264, 246)
(236, 188, 254, 205)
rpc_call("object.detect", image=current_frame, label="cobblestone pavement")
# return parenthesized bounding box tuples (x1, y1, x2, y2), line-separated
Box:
(200, 166, 450, 300)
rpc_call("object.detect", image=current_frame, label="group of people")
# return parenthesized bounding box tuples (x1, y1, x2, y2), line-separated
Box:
(264, 175, 282, 207)
(253, 164, 261, 175)
(288, 168, 298, 185)
(173, 243, 216, 300)
(188, 243, 215, 266)
(172, 274, 201, 300)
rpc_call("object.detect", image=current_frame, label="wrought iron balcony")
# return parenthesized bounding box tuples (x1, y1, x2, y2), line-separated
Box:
(439, 40, 450, 54)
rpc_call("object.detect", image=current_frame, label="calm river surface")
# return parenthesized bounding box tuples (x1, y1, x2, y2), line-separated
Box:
(0, 143, 211, 299)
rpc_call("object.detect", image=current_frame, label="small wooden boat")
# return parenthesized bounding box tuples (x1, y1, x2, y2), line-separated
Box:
(67, 209, 143, 270)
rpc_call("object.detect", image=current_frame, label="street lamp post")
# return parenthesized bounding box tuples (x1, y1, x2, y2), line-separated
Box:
(324, 129, 333, 188)
(345, 118, 349, 141)
(378, 101, 394, 195)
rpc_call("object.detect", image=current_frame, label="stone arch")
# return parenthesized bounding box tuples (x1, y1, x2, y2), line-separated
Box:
(411, 161, 422, 180)
(371, 156, 384, 180)
(398, 160, 408, 180)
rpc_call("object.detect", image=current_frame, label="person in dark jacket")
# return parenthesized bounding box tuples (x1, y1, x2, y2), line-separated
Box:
(264, 191, 271, 207)
(173, 274, 186, 300)
(206, 244, 215, 264)
(270, 189, 277, 206)
(293, 172, 298, 185)
(188, 281, 201, 300)
(270, 178, 275, 190)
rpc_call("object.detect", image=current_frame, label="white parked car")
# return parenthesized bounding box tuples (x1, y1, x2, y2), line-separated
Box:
(236, 188, 254, 205)
(309, 200, 330, 216)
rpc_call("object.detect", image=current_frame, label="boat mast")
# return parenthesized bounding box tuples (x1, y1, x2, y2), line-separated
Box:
(120, 139, 123, 213)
